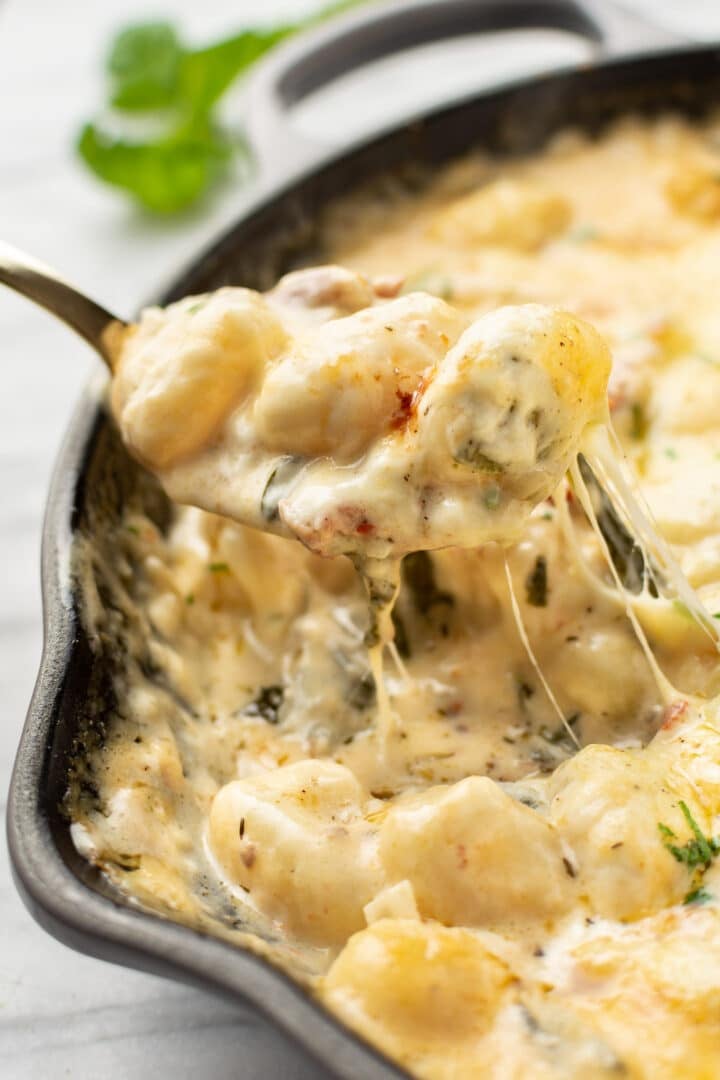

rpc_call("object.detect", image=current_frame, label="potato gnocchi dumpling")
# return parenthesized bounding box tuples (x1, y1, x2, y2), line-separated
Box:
(72, 115, 720, 1080)
(323, 919, 519, 1073)
(429, 178, 572, 250)
(110, 270, 610, 561)
(379, 777, 575, 928)
(208, 760, 384, 946)
(112, 288, 287, 468)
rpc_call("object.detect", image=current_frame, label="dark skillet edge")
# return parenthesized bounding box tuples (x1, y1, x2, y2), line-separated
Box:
(5, 376, 407, 1080)
(7, 41, 720, 1080)
(154, 43, 705, 305)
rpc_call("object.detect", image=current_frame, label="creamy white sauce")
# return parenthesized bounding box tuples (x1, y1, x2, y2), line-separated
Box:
(69, 114, 720, 1080)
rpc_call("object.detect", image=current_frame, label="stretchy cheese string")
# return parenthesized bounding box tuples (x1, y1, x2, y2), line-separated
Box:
(569, 455, 678, 706)
(388, 640, 410, 683)
(503, 556, 581, 749)
(359, 558, 402, 758)
(589, 423, 720, 649)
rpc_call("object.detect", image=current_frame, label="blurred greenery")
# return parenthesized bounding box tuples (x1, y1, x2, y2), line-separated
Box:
(77, 1, 366, 214)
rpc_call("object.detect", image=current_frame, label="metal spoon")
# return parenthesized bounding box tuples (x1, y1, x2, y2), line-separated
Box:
(0, 241, 126, 369)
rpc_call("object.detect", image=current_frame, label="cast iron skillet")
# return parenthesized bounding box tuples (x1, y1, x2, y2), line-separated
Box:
(6, 0, 711, 1075)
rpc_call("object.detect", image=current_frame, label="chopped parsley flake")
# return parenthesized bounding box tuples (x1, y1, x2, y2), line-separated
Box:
(208, 561, 230, 573)
(461, 445, 504, 473)
(684, 886, 713, 905)
(664, 446, 678, 460)
(659, 801, 720, 870)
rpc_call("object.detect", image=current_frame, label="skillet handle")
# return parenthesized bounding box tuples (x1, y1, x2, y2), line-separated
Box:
(247, 0, 684, 173)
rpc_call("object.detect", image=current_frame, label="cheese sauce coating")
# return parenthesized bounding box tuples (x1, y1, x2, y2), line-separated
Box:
(111, 282, 609, 559)
(70, 115, 720, 1079)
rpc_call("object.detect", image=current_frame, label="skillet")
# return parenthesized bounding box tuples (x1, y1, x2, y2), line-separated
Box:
(6, 1, 709, 1076)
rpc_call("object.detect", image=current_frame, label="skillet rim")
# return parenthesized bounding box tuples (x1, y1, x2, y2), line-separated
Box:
(7, 41, 720, 1080)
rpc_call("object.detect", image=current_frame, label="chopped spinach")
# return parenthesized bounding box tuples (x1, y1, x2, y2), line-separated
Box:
(517, 680, 535, 704)
(243, 684, 284, 724)
(540, 713, 580, 745)
(482, 485, 502, 510)
(346, 672, 376, 711)
(402, 551, 454, 615)
(630, 402, 648, 441)
(525, 555, 548, 607)
(455, 440, 504, 473)
(579, 456, 657, 595)
(367, 576, 397, 607)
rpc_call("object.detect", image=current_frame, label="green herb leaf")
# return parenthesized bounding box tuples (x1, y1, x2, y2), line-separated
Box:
(483, 486, 502, 510)
(179, 29, 293, 118)
(402, 551, 454, 615)
(459, 445, 504, 473)
(346, 672, 376, 711)
(77, 121, 236, 214)
(525, 555, 548, 607)
(659, 800, 720, 870)
(684, 886, 713, 905)
(78, 1, 367, 214)
(579, 456, 656, 595)
(208, 561, 231, 573)
(108, 22, 183, 110)
(243, 684, 284, 723)
(630, 402, 648, 441)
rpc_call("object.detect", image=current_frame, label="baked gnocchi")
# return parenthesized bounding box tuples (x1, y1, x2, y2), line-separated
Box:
(70, 115, 720, 1079)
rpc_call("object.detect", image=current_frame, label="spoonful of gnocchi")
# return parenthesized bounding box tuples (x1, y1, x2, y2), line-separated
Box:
(0, 246, 610, 562)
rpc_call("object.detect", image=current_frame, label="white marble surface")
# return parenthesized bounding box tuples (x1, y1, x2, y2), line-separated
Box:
(1, 1, 719, 1076)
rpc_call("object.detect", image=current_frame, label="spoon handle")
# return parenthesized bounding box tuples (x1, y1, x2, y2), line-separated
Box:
(0, 241, 126, 369)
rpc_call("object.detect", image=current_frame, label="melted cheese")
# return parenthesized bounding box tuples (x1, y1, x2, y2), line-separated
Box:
(69, 114, 720, 1079)
(112, 287, 609, 561)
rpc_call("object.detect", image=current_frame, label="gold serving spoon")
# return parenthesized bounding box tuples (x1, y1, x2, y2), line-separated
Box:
(0, 241, 125, 368)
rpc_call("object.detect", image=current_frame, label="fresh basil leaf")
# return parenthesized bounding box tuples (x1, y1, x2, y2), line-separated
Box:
(77, 121, 237, 214)
(179, 28, 294, 117)
(79, 0, 369, 214)
(108, 22, 184, 110)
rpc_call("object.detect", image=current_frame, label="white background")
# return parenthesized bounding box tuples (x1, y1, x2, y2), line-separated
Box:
(1, 1, 719, 1075)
